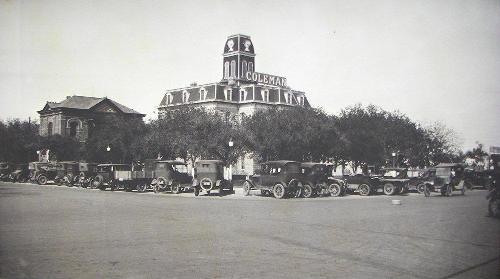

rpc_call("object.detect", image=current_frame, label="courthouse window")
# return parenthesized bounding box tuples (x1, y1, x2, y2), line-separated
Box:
(242, 61, 247, 77)
(230, 60, 236, 77)
(224, 62, 229, 79)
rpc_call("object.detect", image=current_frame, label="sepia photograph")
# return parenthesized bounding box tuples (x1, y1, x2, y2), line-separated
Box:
(0, 0, 499, 278)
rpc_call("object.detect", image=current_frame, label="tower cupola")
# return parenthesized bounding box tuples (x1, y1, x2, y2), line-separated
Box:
(222, 34, 255, 83)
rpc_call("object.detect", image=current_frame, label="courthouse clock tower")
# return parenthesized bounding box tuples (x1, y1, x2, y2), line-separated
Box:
(222, 34, 255, 84)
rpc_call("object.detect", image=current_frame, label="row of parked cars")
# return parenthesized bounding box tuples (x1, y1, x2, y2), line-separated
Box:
(1, 159, 485, 199)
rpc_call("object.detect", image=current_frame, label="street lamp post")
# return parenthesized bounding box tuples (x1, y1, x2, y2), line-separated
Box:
(392, 152, 396, 168)
(106, 145, 111, 163)
(228, 139, 233, 181)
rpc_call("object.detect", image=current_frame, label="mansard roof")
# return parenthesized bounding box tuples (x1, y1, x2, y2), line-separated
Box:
(38, 95, 144, 116)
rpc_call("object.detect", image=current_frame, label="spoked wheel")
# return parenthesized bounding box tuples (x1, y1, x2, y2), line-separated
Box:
(302, 184, 313, 198)
(383, 183, 396, 195)
(37, 175, 48, 185)
(273, 183, 286, 199)
(329, 183, 342, 197)
(417, 183, 425, 194)
(136, 183, 147, 193)
(488, 198, 500, 217)
(358, 184, 370, 196)
(243, 181, 251, 196)
(171, 183, 180, 194)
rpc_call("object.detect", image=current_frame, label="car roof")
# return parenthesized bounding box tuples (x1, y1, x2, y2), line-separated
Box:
(264, 160, 299, 166)
(300, 162, 326, 168)
(156, 160, 187, 165)
(381, 167, 407, 171)
(435, 163, 462, 168)
(197, 160, 223, 164)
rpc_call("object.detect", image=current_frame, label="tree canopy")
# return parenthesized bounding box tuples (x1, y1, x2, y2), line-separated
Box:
(0, 103, 469, 171)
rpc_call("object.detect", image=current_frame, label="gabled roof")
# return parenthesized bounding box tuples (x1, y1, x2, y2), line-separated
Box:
(39, 95, 144, 116)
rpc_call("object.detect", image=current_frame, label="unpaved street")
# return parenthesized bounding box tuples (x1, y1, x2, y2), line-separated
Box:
(0, 182, 499, 279)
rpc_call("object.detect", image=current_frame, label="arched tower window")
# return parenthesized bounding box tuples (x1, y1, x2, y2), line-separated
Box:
(248, 62, 254, 73)
(230, 60, 236, 77)
(242, 61, 247, 77)
(47, 122, 53, 136)
(224, 62, 229, 79)
(166, 93, 172, 105)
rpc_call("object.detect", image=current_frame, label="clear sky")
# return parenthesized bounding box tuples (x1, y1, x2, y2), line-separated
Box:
(1, 0, 499, 151)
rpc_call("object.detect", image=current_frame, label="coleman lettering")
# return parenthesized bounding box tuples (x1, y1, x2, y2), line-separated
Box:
(244, 71, 287, 87)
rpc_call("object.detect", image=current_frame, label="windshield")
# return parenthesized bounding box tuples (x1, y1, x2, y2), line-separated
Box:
(173, 164, 188, 173)
(436, 168, 451, 177)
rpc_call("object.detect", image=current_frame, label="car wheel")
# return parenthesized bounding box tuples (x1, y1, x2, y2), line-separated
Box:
(273, 183, 286, 199)
(157, 177, 167, 191)
(329, 183, 342, 197)
(488, 198, 500, 217)
(136, 183, 147, 193)
(303, 184, 313, 198)
(424, 184, 431, 197)
(194, 187, 200, 196)
(358, 184, 370, 196)
(63, 175, 72, 187)
(172, 183, 180, 194)
(37, 175, 48, 185)
(383, 183, 396, 195)
(417, 183, 425, 194)
(243, 181, 251, 196)
(93, 175, 104, 189)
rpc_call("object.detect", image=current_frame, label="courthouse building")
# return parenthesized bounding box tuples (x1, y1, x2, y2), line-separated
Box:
(158, 34, 310, 175)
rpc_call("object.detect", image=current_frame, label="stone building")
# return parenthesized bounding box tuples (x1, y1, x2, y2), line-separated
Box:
(38, 95, 145, 142)
(158, 34, 310, 175)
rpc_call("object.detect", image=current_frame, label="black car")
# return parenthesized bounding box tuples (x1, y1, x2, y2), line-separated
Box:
(343, 173, 381, 196)
(300, 162, 346, 197)
(243, 161, 303, 199)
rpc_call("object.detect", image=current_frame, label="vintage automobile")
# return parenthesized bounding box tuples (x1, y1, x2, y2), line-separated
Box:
(9, 163, 30, 183)
(408, 168, 436, 194)
(92, 164, 132, 191)
(343, 173, 381, 196)
(144, 160, 193, 194)
(192, 160, 233, 196)
(300, 162, 346, 197)
(374, 167, 412, 195)
(423, 163, 469, 197)
(75, 162, 99, 188)
(34, 162, 63, 185)
(242, 160, 303, 199)
(54, 161, 79, 186)
(28, 162, 48, 183)
(0, 162, 14, 181)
